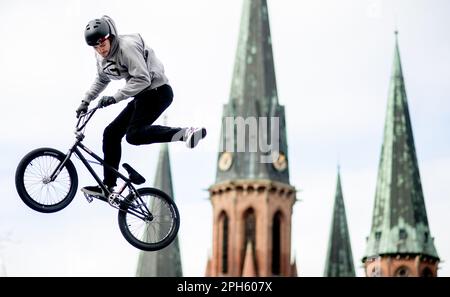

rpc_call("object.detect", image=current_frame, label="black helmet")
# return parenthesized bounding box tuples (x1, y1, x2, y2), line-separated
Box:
(84, 18, 110, 46)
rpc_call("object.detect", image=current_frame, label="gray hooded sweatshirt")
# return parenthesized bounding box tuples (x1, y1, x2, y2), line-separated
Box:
(83, 15, 169, 103)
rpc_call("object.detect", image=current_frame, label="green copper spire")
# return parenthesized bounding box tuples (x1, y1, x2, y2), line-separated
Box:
(136, 143, 183, 277)
(216, 0, 290, 184)
(324, 169, 355, 277)
(363, 33, 439, 261)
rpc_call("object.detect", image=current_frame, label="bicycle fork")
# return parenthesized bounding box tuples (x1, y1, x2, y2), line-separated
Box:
(48, 145, 77, 183)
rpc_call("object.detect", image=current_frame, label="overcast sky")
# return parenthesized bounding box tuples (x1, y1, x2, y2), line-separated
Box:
(0, 0, 449, 277)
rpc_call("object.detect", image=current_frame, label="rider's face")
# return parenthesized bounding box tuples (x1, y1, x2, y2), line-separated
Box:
(94, 39, 111, 58)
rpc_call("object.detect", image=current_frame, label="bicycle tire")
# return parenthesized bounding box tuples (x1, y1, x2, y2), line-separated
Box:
(15, 147, 78, 213)
(118, 187, 180, 251)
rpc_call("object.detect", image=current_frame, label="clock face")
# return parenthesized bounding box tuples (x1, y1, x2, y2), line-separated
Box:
(218, 152, 233, 171)
(272, 152, 287, 171)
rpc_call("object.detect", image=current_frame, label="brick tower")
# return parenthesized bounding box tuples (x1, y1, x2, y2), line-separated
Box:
(362, 32, 439, 277)
(205, 0, 297, 277)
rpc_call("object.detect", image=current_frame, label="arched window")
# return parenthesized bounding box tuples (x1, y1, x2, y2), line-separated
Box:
(219, 211, 229, 274)
(272, 211, 282, 275)
(369, 265, 382, 277)
(421, 267, 433, 277)
(367, 257, 383, 277)
(242, 208, 256, 270)
(244, 208, 256, 247)
(394, 266, 410, 277)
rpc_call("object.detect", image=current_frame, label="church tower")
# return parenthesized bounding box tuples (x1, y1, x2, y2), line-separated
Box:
(362, 32, 439, 277)
(324, 169, 355, 277)
(206, 0, 297, 277)
(135, 142, 183, 276)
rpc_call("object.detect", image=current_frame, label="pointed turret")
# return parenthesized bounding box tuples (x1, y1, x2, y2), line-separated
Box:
(216, 0, 290, 183)
(324, 169, 355, 277)
(135, 143, 183, 277)
(363, 32, 439, 277)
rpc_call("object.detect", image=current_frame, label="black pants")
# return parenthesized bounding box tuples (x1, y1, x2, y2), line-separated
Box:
(103, 84, 183, 187)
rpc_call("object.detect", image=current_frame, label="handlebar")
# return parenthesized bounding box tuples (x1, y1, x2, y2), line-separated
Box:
(76, 107, 100, 132)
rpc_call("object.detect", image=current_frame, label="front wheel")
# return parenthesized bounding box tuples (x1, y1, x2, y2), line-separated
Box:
(118, 188, 180, 251)
(15, 147, 78, 213)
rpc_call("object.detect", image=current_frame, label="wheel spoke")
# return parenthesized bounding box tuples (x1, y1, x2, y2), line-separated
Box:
(124, 192, 176, 246)
(23, 154, 72, 206)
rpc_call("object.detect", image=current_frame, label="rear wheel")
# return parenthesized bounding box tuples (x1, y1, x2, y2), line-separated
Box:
(15, 148, 78, 213)
(118, 188, 180, 251)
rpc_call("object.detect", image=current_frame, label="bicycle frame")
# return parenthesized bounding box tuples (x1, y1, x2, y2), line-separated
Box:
(73, 142, 132, 198)
(47, 108, 151, 220)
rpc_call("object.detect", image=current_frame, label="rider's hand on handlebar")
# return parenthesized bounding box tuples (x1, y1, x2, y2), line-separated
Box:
(76, 100, 90, 118)
(97, 96, 117, 108)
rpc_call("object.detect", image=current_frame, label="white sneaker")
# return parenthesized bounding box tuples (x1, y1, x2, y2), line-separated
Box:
(184, 127, 207, 148)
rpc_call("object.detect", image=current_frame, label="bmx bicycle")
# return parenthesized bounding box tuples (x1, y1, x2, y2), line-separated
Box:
(15, 107, 180, 251)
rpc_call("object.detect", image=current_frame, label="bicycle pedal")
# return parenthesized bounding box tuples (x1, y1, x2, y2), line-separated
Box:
(83, 193, 94, 203)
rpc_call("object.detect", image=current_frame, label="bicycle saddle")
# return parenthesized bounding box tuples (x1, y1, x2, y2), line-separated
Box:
(122, 163, 146, 185)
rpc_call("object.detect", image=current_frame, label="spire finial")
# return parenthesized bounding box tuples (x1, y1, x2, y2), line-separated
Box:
(394, 30, 399, 46)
